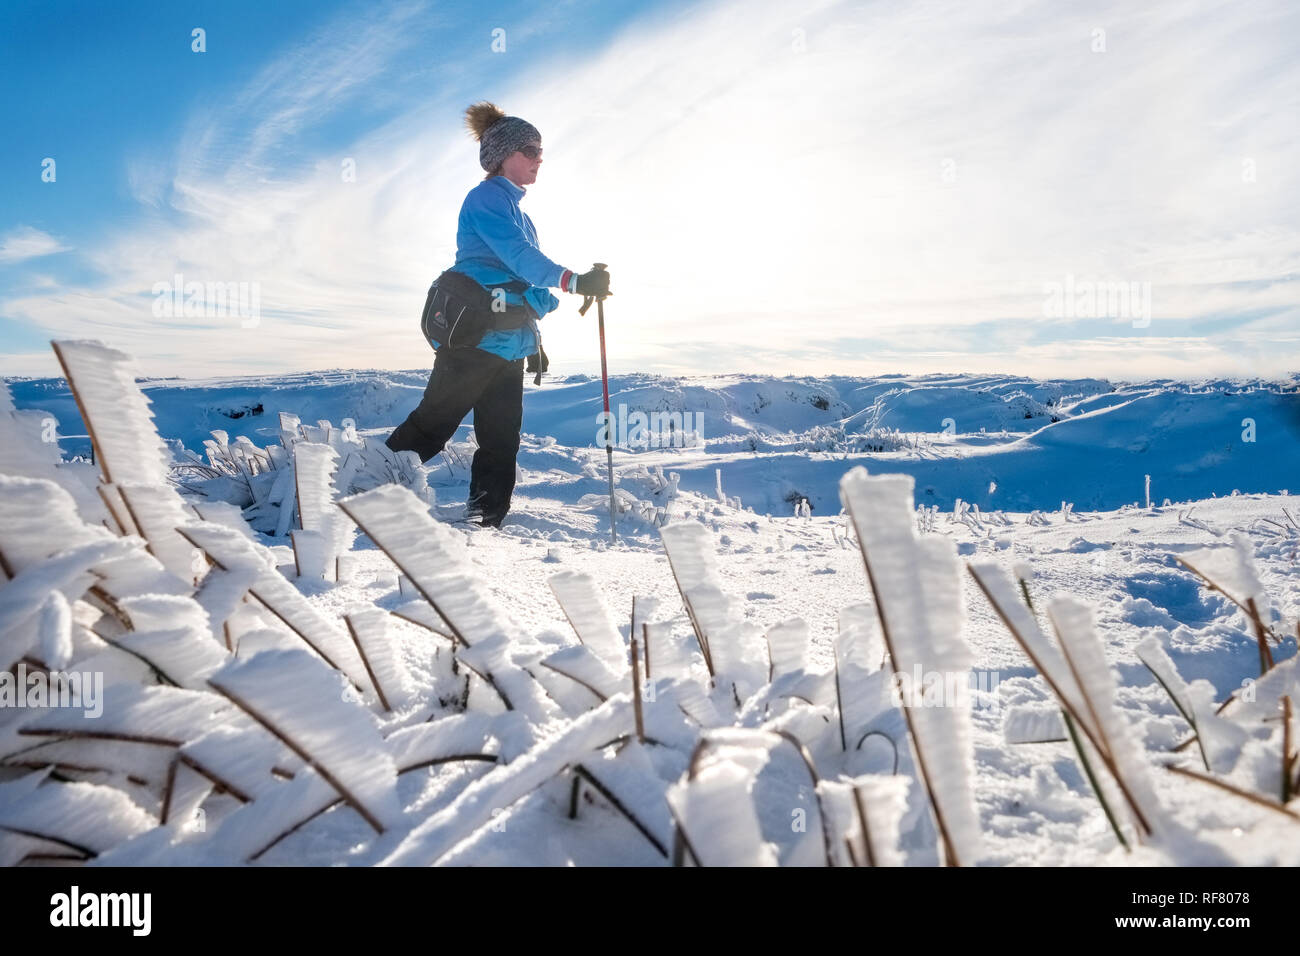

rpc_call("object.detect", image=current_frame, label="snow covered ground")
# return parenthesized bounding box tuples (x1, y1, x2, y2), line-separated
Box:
(3, 356, 1299, 866)
(314, 478, 1300, 865)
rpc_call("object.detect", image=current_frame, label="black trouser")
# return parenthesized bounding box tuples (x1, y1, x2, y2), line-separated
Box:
(385, 347, 525, 525)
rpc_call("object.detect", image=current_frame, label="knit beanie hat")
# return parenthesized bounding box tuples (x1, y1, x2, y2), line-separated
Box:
(465, 101, 541, 173)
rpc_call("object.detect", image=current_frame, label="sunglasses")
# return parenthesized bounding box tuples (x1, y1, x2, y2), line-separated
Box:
(517, 144, 543, 160)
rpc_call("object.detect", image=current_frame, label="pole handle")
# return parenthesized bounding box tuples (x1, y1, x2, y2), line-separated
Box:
(578, 262, 610, 316)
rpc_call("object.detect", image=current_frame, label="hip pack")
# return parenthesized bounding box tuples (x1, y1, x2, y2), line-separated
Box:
(420, 269, 535, 350)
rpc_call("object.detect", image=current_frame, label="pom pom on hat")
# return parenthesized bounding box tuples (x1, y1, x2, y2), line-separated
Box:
(464, 101, 507, 141)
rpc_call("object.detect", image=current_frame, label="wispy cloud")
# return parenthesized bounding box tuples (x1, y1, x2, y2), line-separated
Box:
(3, 0, 1298, 380)
(0, 226, 69, 264)
(169, 0, 430, 186)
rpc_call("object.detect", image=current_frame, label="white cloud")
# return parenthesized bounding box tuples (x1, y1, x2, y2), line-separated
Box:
(0, 227, 70, 264)
(0, 351, 61, 378)
(3, 0, 1298, 379)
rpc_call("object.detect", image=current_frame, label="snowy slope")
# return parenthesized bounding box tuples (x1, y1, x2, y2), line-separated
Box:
(8, 370, 1298, 517)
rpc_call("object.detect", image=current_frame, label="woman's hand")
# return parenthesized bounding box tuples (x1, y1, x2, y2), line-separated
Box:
(574, 267, 611, 297)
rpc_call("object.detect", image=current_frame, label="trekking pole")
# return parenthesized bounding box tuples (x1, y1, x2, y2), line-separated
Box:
(579, 263, 616, 545)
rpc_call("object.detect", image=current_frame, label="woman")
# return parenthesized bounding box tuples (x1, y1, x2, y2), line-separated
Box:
(385, 102, 611, 527)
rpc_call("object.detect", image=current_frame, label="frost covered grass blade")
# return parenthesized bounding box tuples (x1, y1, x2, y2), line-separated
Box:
(840, 468, 981, 866)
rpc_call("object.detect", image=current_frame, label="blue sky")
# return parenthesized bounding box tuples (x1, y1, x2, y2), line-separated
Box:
(1, 0, 1297, 381)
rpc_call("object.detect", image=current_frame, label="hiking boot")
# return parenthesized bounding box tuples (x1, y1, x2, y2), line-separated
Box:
(466, 504, 506, 528)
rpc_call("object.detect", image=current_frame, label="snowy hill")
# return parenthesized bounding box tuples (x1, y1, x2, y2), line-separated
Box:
(7, 370, 1299, 519)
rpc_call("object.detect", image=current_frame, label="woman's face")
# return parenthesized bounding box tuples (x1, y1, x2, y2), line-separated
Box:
(500, 142, 542, 186)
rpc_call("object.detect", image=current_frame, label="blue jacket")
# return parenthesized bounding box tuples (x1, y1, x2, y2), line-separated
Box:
(432, 174, 567, 361)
